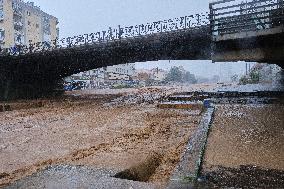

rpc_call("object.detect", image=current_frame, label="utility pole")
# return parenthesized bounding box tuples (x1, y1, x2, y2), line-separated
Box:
(278, 0, 283, 9)
(249, 63, 251, 73)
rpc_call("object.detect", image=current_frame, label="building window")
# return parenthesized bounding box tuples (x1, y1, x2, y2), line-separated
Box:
(43, 16, 51, 34)
(36, 24, 39, 28)
(0, 29, 5, 41)
(27, 11, 31, 16)
(12, 2, 22, 14)
(0, 7, 3, 20)
(28, 21, 31, 26)
(44, 33, 51, 42)
(15, 34, 23, 44)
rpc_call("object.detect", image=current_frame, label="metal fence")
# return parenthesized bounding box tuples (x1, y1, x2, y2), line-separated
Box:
(0, 13, 209, 56)
(210, 0, 284, 36)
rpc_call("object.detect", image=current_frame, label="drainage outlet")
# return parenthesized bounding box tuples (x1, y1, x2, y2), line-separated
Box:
(113, 153, 162, 182)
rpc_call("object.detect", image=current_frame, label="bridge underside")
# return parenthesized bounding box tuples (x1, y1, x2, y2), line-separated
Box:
(0, 27, 211, 100)
(212, 27, 284, 69)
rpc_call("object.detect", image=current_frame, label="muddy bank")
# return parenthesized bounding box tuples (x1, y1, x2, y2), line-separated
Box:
(204, 165, 284, 189)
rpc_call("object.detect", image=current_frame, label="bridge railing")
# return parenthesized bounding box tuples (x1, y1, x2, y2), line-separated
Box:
(210, 0, 284, 36)
(0, 13, 209, 57)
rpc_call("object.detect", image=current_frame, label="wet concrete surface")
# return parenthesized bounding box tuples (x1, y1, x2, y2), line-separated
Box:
(202, 104, 284, 188)
(3, 165, 157, 189)
(169, 108, 214, 182)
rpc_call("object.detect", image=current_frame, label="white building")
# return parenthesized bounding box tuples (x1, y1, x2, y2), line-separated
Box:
(68, 63, 136, 88)
(150, 68, 167, 81)
(106, 64, 135, 81)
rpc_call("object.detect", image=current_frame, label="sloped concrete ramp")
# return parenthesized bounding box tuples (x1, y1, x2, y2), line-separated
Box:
(3, 165, 157, 189)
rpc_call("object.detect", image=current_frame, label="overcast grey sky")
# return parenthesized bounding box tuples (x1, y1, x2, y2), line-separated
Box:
(25, 0, 248, 79)
(27, 0, 210, 38)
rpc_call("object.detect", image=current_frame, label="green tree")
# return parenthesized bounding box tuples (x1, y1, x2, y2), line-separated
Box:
(250, 71, 260, 83)
(183, 71, 197, 84)
(165, 66, 183, 82)
(231, 74, 239, 82)
(239, 71, 260, 85)
(239, 76, 249, 85)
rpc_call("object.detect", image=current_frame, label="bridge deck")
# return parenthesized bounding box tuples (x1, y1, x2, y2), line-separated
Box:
(0, 26, 211, 100)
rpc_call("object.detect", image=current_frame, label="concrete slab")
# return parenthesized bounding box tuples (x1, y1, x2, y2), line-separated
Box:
(3, 165, 157, 189)
(167, 108, 215, 188)
(157, 102, 204, 110)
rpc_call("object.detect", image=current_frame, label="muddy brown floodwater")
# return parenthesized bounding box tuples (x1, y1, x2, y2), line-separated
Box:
(202, 104, 284, 188)
(0, 87, 203, 188)
(1, 85, 283, 188)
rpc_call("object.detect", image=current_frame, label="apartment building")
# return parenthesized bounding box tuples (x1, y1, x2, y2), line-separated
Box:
(0, 0, 58, 48)
(106, 64, 135, 81)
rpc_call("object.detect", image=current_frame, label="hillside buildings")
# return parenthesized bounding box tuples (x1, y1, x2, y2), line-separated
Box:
(252, 63, 282, 84)
(68, 65, 169, 89)
(134, 68, 167, 82)
(0, 0, 58, 48)
(69, 64, 136, 88)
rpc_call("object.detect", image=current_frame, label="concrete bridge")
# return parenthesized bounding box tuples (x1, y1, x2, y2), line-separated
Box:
(0, 26, 211, 99)
(0, 0, 283, 100)
(210, 0, 284, 65)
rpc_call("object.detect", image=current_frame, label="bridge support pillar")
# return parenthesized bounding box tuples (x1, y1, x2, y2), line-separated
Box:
(0, 79, 64, 101)
(279, 69, 284, 89)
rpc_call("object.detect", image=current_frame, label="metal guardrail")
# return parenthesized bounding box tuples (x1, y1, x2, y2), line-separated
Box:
(1, 1, 283, 57)
(0, 13, 209, 56)
(210, 0, 284, 36)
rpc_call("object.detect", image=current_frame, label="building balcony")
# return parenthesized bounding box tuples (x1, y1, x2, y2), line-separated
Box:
(43, 26, 51, 34)
(14, 21, 23, 29)
(14, 32, 24, 46)
(12, 2, 23, 16)
(15, 40, 23, 46)
(0, 12, 3, 21)
(0, 30, 4, 43)
(13, 10, 23, 17)
(0, 37, 5, 44)
(15, 30, 22, 35)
